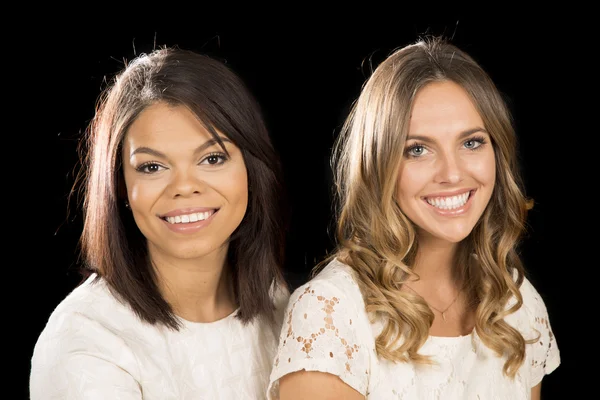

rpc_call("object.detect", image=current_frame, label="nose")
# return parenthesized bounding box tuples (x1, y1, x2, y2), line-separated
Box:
(434, 152, 463, 184)
(168, 170, 205, 198)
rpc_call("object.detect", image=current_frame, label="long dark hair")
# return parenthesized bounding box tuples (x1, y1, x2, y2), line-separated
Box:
(73, 47, 288, 328)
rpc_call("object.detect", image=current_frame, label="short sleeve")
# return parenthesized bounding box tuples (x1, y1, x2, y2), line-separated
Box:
(521, 279, 561, 387)
(267, 280, 370, 398)
(30, 312, 142, 400)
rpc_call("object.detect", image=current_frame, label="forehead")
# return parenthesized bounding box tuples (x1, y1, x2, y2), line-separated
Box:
(121, 103, 238, 159)
(126, 103, 214, 142)
(408, 81, 484, 136)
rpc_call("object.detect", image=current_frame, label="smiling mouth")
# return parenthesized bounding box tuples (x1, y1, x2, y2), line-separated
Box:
(161, 210, 218, 224)
(423, 191, 473, 210)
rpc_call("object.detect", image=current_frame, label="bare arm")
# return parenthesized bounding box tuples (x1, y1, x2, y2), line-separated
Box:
(279, 370, 364, 400)
(531, 382, 541, 400)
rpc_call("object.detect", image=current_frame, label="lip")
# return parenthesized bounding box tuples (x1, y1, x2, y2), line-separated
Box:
(160, 209, 218, 234)
(159, 207, 218, 218)
(422, 189, 476, 216)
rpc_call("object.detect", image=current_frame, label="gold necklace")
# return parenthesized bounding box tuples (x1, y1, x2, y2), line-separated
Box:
(403, 284, 460, 321)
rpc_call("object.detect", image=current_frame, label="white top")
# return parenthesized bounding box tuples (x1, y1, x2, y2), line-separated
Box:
(268, 259, 560, 400)
(30, 274, 289, 400)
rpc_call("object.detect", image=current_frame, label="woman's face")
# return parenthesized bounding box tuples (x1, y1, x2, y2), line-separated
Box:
(122, 102, 248, 262)
(396, 80, 496, 245)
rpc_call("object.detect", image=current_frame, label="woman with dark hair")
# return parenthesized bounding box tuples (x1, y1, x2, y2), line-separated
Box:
(267, 36, 559, 399)
(31, 47, 289, 399)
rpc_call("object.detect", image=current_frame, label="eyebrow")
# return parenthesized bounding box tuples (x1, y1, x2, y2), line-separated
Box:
(406, 127, 488, 143)
(129, 136, 232, 159)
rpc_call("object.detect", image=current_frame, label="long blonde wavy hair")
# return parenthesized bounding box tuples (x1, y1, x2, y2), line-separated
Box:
(322, 36, 535, 378)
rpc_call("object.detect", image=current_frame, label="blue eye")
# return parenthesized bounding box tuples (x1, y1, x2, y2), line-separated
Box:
(405, 144, 429, 158)
(464, 136, 487, 150)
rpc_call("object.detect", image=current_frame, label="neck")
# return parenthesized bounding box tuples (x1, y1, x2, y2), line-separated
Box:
(406, 235, 473, 333)
(411, 237, 458, 285)
(149, 244, 236, 323)
(406, 234, 463, 302)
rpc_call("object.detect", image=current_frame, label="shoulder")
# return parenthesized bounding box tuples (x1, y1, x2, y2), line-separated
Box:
(288, 258, 365, 313)
(267, 258, 372, 397)
(519, 276, 549, 313)
(30, 275, 143, 398)
(31, 274, 142, 370)
(511, 274, 561, 385)
(35, 274, 136, 338)
(513, 275, 554, 330)
(310, 258, 363, 297)
(517, 275, 557, 339)
(36, 275, 112, 336)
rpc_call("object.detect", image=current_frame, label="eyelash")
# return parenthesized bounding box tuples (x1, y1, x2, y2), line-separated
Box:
(200, 152, 228, 165)
(404, 135, 488, 158)
(135, 152, 229, 174)
(135, 162, 164, 174)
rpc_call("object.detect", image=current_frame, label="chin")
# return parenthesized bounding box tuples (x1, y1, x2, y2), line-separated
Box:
(420, 226, 474, 244)
(163, 242, 221, 260)
(446, 228, 476, 243)
(441, 235, 470, 244)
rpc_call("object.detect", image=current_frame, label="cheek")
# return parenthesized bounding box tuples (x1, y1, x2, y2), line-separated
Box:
(233, 169, 249, 208)
(469, 152, 496, 186)
(397, 163, 427, 198)
(124, 173, 165, 209)
(128, 184, 146, 205)
(122, 170, 137, 202)
(215, 165, 249, 210)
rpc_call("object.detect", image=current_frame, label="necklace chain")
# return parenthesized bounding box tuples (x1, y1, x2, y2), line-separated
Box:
(403, 284, 460, 321)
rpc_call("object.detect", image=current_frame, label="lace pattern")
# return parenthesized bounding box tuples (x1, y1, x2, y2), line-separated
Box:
(523, 281, 560, 386)
(267, 259, 560, 399)
(268, 266, 371, 398)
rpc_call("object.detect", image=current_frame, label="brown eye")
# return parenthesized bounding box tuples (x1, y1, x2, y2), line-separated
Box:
(136, 162, 165, 174)
(146, 164, 160, 172)
(206, 155, 221, 164)
(200, 152, 228, 165)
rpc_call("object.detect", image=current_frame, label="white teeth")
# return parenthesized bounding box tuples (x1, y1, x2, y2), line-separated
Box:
(426, 192, 470, 210)
(165, 211, 213, 224)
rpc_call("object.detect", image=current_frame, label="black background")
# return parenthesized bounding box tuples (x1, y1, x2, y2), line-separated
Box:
(20, 14, 580, 399)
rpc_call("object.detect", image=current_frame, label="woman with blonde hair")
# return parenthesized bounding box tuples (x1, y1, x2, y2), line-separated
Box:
(267, 36, 559, 399)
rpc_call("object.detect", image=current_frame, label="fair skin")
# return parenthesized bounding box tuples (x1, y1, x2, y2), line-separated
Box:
(279, 81, 541, 398)
(396, 80, 495, 338)
(122, 102, 248, 323)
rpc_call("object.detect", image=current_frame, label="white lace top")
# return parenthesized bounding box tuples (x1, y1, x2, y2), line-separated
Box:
(30, 273, 289, 400)
(267, 259, 560, 399)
